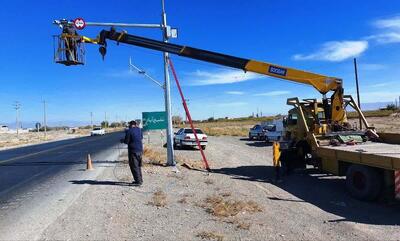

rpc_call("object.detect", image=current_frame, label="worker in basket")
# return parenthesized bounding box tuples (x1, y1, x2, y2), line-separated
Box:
(62, 22, 79, 63)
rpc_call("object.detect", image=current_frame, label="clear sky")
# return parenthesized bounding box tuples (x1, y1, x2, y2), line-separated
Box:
(1, 0, 400, 126)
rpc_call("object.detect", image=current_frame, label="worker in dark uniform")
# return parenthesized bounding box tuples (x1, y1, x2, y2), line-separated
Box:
(62, 23, 78, 63)
(123, 120, 144, 185)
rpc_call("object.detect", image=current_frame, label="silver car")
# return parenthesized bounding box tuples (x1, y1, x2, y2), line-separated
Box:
(248, 124, 266, 140)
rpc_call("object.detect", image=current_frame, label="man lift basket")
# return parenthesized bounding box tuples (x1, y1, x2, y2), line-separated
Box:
(53, 20, 85, 66)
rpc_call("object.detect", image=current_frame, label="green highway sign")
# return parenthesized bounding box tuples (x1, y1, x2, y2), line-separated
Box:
(142, 111, 167, 131)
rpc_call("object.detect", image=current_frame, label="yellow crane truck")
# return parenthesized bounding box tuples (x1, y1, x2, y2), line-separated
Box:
(55, 27, 400, 201)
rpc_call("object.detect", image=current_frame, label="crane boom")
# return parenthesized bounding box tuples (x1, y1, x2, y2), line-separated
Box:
(97, 29, 342, 94)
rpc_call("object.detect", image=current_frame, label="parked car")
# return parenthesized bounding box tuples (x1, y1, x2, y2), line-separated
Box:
(248, 124, 266, 140)
(263, 119, 285, 142)
(90, 127, 106, 136)
(174, 128, 208, 150)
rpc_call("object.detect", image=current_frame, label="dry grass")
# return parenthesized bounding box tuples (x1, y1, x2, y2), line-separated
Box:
(224, 218, 251, 230)
(143, 145, 207, 169)
(143, 146, 166, 166)
(347, 109, 396, 118)
(180, 158, 207, 170)
(196, 231, 224, 241)
(201, 126, 250, 137)
(181, 117, 276, 137)
(202, 195, 263, 218)
(148, 190, 167, 207)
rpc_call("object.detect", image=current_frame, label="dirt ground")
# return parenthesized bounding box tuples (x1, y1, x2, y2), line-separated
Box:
(40, 132, 400, 241)
(362, 114, 400, 133)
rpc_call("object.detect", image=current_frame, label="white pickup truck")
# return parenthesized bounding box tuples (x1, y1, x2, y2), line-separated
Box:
(174, 128, 208, 150)
(90, 127, 106, 136)
(262, 119, 285, 142)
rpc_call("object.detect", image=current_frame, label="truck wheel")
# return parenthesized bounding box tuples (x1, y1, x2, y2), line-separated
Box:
(345, 164, 382, 201)
(201, 145, 206, 150)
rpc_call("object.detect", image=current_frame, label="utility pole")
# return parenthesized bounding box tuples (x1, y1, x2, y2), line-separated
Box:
(162, 0, 175, 166)
(14, 101, 21, 136)
(104, 112, 108, 128)
(90, 112, 93, 129)
(43, 100, 47, 140)
(353, 58, 362, 129)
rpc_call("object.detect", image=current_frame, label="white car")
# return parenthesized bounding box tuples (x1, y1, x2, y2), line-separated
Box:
(90, 127, 106, 136)
(174, 128, 208, 150)
(263, 119, 285, 142)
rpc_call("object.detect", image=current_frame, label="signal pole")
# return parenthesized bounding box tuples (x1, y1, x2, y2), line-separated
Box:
(353, 58, 362, 129)
(162, 0, 175, 166)
(14, 102, 21, 136)
(43, 100, 47, 140)
(53, 0, 178, 166)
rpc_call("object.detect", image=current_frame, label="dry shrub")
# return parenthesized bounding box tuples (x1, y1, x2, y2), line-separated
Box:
(148, 190, 167, 207)
(222, 218, 251, 230)
(196, 231, 224, 241)
(180, 158, 206, 170)
(143, 146, 166, 166)
(236, 221, 251, 230)
(178, 197, 188, 204)
(143, 146, 206, 169)
(203, 195, 262, 217)
(220, 192, 231, 197)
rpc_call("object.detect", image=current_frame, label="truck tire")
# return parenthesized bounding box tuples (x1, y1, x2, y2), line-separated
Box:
(295, 141, 310, 168)
(201, 145, 206, 150)
(345, 164, 382, 201)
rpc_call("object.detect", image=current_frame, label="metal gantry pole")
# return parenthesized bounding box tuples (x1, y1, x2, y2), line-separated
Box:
(162, 0, 175, 166)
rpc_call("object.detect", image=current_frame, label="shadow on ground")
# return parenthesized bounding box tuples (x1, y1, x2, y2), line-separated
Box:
(70, 180, 132, 186)
(238, 138, 273, 147)
(245, 142, 273, 147)
(212, 165, 400, 225)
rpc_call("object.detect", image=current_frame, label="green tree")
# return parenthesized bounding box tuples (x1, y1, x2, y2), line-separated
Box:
(101, 121, 109, 128)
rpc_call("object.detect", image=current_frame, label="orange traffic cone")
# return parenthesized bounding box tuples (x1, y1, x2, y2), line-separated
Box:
(86, 154, 94, 170)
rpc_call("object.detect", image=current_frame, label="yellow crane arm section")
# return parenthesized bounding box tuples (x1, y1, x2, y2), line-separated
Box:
(244, 60, 341, 94)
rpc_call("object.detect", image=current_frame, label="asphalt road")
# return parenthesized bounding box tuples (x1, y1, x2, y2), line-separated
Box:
(0, 131, 124, 240)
